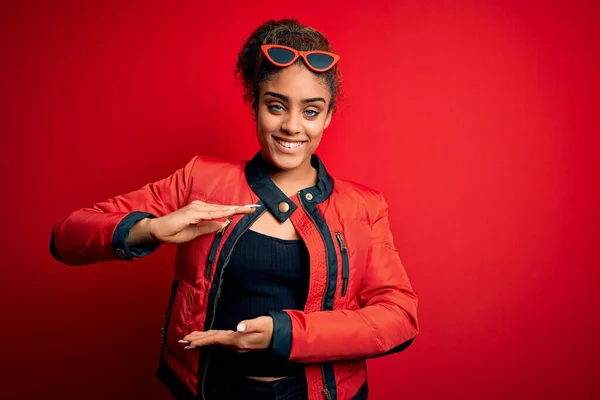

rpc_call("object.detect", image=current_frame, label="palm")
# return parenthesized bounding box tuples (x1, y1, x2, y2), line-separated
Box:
(150, 200, 258, 244)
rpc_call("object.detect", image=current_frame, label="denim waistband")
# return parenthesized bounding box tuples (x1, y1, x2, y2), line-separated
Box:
(211, 374, 308, 400)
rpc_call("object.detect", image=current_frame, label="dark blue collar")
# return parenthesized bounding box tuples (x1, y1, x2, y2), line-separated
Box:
(244, 151, 334, 222)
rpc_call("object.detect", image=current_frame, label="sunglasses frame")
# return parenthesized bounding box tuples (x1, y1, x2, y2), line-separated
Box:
(260, 44, 340, 72)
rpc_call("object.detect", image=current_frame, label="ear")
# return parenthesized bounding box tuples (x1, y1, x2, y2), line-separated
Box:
(324, 110, 333, 130)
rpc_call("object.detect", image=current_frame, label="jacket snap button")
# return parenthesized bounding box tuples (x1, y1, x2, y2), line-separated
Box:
(116, 248, 127, 259)
(305, 193, 313, 201)
(278, 202, 290, 213)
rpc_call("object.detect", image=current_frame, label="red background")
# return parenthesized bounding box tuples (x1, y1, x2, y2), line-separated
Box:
(2, 1, 599, 399)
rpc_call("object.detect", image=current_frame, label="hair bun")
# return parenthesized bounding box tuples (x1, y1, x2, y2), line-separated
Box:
(234, 19, 342, 113)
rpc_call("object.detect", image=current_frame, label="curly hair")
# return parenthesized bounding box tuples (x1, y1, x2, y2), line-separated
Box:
(235, 19, 342, 114)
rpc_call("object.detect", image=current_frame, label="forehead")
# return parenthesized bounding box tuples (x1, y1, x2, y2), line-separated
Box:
(260, 64, 331, 101)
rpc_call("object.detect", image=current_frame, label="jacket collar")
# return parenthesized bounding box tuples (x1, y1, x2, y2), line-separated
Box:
(244, 151, 334, 222)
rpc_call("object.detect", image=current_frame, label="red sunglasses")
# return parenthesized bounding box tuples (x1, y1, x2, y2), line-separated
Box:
(261, 44, 340, 72)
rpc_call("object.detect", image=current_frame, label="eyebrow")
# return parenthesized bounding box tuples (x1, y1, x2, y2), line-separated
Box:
(264, 91, 327, 105)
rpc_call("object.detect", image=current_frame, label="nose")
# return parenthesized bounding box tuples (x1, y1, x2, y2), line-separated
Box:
(280, 112, 302, 136)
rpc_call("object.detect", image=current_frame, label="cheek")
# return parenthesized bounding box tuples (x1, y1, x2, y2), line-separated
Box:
(306, 122, 326, 142)
(256, 110, 278, 135)
(309, 134, 324, 148)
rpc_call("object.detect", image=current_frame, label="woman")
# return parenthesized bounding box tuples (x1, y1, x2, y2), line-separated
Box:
(50, 19, 419, 400)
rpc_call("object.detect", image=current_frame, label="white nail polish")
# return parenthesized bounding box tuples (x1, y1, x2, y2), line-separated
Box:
(184, 345, 195, 350)
(178, 340, 189, 344)
(244, 204, 261, 208)
(228, 206, 240, 211)
(237, 323, 246, 332)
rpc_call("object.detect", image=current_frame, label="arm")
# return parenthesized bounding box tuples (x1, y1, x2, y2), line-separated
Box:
(49, 156, 198, 266)
(269, 194, 419, 363)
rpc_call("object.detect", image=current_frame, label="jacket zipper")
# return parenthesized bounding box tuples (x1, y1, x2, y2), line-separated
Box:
(161, 280, 180, 346)
(200, 209, 266, 399)
(335, 232, 349, 297)
(299, 193, 333, 400)
(205, 218, 233, 278)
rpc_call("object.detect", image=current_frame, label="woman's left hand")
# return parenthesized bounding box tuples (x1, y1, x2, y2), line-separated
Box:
(180, 316, 274, 352)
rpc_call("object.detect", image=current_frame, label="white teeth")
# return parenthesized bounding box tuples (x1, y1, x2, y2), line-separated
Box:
(275, 138, 304, 149)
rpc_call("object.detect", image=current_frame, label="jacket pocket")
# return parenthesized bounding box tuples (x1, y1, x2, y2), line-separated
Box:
(162, 280, 196, 362)
(334, 359, 367, 400)
(161, 280, 180, 347)
(205, 218, 233, 278)
(160, 279, 203, 375)
(335, 232, 349, 297)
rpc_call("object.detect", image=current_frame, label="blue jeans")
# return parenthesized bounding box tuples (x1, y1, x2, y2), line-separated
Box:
(215, 375, 308, 400)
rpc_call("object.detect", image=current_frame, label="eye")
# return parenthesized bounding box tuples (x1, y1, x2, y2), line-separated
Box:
(267, 104, 285, 112)
(304, 109, 320, 118)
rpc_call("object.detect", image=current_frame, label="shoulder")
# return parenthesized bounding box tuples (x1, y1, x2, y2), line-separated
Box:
(182, 154, 248, 203)
(187, 154, 246, 173)
(180, 154, 247, 184)
(330, 176, 387, 224)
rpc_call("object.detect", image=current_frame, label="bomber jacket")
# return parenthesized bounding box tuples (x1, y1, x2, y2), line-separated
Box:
(50, 151, 419, 400)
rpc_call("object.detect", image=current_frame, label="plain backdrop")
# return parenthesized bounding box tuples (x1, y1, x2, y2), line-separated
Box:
(1, 1, 599, 399)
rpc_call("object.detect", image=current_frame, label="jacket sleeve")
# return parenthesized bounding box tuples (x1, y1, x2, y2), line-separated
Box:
(268, 193, 419, 363)
(49, 156, 199, 266)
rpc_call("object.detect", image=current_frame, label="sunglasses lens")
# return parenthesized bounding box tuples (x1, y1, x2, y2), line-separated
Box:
(306, 53, 334, 70)
(267, 47, 296, 64)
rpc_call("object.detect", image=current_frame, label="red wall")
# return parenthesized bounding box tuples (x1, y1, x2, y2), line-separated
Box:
(2, 1, 599, 399)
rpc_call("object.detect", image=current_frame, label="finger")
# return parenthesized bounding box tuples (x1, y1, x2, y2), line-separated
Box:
(186, 208, 234, 224)
(190, 202, 258, 212)
(226, 204, 262, 211)
(181, 331, 218, 348)
(182, 330, 229, 342)
(236, 321, 248, 332)
(236, 316, 266, 333)
(215, 204, 262, 215)
(182, 331, 214, 342)
(188, 331, 237, 348)
(197, 206, 259, 222)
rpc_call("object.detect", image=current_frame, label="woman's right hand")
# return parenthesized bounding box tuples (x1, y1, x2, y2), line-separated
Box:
(128, 200, 260, 246)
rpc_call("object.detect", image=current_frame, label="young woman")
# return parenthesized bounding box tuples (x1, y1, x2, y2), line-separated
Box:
(50, 19, 419, 400)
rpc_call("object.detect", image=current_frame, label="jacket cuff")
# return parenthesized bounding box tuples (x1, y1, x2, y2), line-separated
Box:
(268, 311, 292, 359)
(49, 228, 62, 262)
(112, 212, 161, 261)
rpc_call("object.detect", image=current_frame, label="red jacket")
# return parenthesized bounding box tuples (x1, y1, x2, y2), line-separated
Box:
(50, 152, 419, 400)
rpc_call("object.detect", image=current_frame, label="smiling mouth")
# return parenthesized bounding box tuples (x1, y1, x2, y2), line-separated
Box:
(273, 137, 307, 149)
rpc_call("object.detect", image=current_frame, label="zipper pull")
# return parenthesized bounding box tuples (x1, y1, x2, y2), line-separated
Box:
(336, 232, 349, 296)
(335, 232, 347, 251)
(206, 218, 233, 278)
(218, 218, 233, 235)
(321, 389, 332, 399)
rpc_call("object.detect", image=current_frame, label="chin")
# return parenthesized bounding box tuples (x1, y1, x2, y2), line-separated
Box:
(270, 153, 305, 171)
(264, 144, 308, 171)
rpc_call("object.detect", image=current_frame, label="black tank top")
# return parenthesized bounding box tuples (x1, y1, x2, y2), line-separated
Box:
(210, 229, 310, 377)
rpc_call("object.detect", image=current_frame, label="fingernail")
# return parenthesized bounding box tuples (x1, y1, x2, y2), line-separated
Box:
(184, 345, 195, 350)
(237, 323, 246, 332)
(244, 204, 261, 208)
(228, 206, 240, 211)
(178, 340, 189, 344)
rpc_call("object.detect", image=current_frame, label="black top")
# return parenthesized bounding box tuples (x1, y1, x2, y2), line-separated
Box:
(210, 229, 310, 377)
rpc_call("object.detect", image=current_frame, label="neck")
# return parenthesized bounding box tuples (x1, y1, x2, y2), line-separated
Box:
(266, 157, 318, 197)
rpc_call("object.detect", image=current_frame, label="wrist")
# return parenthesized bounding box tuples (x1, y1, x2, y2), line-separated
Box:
(127, 217, 155, 246)
(116, 212, 161, 259)
(268, 311, 292, 359)
(146, 217, 158, 242)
